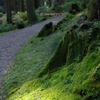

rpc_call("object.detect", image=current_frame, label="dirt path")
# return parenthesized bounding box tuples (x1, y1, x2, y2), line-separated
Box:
(0, 14, 66, 99)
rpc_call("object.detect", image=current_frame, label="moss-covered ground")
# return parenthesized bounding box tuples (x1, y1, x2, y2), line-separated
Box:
(2, 11, 100, 100)
(7, 51, 100, 100)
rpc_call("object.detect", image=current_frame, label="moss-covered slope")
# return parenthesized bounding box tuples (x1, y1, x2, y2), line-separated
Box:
(2, 11, 100, 100)
(8, 49, 100, 100)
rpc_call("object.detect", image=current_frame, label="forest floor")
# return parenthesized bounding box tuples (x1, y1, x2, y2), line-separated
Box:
(0, 13, 66, 99)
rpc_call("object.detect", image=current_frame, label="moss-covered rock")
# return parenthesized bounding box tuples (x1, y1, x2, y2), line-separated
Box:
(38, 24, 100, 77)
(38, 29, 83, 77)
(38, 22, 53, 37)
(66, 30, 82, 65)
(52, 25, 57, 33)
(38, 31, 69, 76)
(52, 13, 74, 33)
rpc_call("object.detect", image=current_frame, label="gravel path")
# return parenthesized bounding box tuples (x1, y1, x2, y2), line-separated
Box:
(0, 14, 65, 99)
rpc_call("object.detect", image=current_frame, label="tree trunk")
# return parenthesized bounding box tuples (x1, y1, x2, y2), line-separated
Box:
(97, 0, 100, 20)
(26, 0, 38, 24)
(5, 0, 12, 23)
(54, 0, 64, 7)
(88, 0, 98, 21)
(34, 0, 41, 9)
(19, 0, 25, 12)
(42, 0, 44, 6)
(47, 0, 51, 7)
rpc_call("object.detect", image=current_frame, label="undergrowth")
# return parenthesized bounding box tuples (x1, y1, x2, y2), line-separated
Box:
(2, 11, 100, 100)
(2, 27, 65, 99)
(6, 50, 100, 100)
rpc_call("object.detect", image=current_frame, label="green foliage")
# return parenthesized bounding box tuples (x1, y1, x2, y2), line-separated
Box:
(14, 18, 25, 29)
(37, 6, 49, 13)
(19, 12, 27, 21)
(62, 13, 74, 21)
(0, 12, 3, 17)
(0, 23, 16, 33)
(53, 6, 63, 12)
(56, 0, 89, 12)
(0, 6, 3, 12)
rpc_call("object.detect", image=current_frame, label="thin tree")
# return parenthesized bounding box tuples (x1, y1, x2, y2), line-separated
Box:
(97, 0, 100, 20)
(42, 0, 44, 6)
(5, 0, 12, 23)
(26, 0, 38, 24)
(34, 0, 41, 9)
(11, 0, 16, 12)
(47, 0, 51, 8)
(19, 0, 25, 12)
(88, 0, 98, 21)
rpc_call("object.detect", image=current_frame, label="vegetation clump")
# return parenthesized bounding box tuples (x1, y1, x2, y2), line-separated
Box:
(69, 3, 80, 14)
(0, 12, 3, 17)
(38, 22, 100, 76)
(38, 22, 53, 37)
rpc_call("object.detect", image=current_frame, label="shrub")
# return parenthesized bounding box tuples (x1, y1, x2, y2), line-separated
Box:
(14, 18, 25, 29)
(0, 23, 16, 32)
(17, 23, 25, 29)
(0, 12, 3, 17)
(37, 6, 48, 13)
(69, 3, 81, 14)
(53, 6, 63, 12)
(24, 20, 28, 27)
(0, 7, 3, 12)
(0, 18, 3, 24)
(62, 13, 74, 21)
(19, 12, 27, 21)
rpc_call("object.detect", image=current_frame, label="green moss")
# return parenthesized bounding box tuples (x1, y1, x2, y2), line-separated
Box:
(38, 22, 53, 37)
(38, 29, 83, 76)
(38, 22, 100, 77)
(62, 13, 74, 21)
(3, 11, 100, 100)
(38, 30, 70, 77)
(7, 50, 100, 100)
(66, 29, 82, 65)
